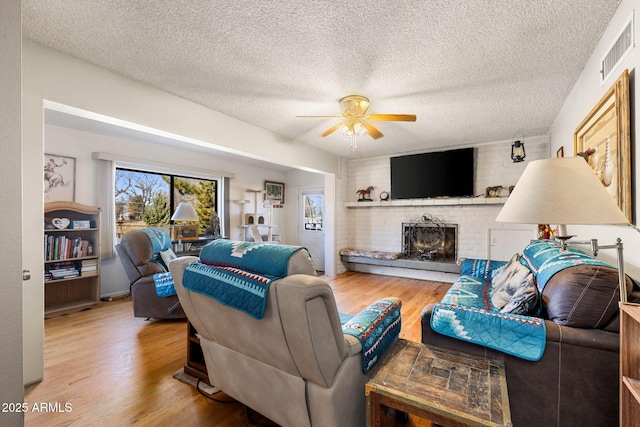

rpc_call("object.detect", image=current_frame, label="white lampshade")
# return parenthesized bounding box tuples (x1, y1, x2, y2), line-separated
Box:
(496, 157, 629, 227)
(171, 202, 199, 222)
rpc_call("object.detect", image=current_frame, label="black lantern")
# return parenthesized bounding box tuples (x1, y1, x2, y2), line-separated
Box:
(511, 133, 526, 163)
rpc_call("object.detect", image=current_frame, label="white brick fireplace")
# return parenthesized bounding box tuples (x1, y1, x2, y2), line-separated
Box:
(343, 136, 549, 280)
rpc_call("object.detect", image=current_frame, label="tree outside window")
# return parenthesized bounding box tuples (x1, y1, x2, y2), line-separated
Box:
(115, 169, 217, 240)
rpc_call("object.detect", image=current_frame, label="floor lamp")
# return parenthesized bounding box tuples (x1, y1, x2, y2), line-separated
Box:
(495, 157, 630, 302)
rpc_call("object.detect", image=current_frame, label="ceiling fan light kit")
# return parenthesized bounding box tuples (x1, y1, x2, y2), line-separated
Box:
(297, 95, 416, 150)
(339, 119, 367, 150)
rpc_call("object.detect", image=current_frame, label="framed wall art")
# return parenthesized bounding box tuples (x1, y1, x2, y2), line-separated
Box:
(264, 180, 285, 204)
(44, 154, 76, 202)
(573, 69, 631, 222)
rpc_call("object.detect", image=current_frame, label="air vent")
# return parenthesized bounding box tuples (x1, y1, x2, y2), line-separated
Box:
(601, 11, 635, 84)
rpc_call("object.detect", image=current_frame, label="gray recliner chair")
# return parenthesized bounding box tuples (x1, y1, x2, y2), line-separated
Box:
(169, 240, 401, 427)
(115, 229, 186, 319)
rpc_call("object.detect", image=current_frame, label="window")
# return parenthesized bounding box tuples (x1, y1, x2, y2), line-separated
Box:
(115, 168, 217, 239)
(303, 194, 323, 231)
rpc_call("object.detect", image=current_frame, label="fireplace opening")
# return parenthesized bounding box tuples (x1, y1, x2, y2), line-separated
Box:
(402, 221, 457, 262)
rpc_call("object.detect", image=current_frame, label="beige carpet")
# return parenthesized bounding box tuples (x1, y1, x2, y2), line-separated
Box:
(173, 368, 220, 396)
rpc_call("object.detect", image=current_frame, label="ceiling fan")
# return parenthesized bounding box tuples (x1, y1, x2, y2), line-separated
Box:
(297, 95, 417, 149)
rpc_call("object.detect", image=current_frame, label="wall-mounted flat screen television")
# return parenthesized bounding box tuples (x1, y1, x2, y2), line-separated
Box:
(390, 148, 475, 199)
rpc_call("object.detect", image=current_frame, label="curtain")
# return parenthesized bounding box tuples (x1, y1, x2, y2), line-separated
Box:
(96, 159, 116, 259)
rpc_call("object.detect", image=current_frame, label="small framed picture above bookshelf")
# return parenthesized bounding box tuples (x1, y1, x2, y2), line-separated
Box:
(44, 154, 76, 202)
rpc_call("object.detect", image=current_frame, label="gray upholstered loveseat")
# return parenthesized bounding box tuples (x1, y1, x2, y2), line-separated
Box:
(421, 239, 638, 427)
(170, 239, 401, 427)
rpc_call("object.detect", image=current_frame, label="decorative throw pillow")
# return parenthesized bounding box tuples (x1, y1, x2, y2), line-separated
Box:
(501, 274, 539, 315)
(490, 253, 532, 309)
(160, 248, 177, 270)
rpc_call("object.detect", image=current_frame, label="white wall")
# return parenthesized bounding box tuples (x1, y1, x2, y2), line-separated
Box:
(1, 1, 24, 424)
(335, 159, 351, 274)
(549, 0, 640, 279)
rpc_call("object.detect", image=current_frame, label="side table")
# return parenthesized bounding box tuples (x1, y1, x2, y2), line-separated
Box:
(175, 237, 222, 385)
(173, 236, 220, 256)
(184, 320, 210, 385)
(366, 339, 511, 427)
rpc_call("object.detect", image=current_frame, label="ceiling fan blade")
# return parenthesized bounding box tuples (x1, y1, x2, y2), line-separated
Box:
(296, 115, 343, 119)
(362, 121, 384, 139)
(320, 122, 343, 137)
(367, 114, 417, 122)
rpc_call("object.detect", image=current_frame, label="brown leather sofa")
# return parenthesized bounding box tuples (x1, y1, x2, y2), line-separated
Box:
(115, 229, 186, 319)
(421, 243, 638, 427)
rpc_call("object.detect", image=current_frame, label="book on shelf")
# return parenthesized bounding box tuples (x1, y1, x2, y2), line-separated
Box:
(45, 260, 81, 281)
(44, 235, 93, 261)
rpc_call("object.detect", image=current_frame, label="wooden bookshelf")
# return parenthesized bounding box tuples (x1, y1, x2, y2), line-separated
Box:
(44, 202, 102, 317)
(620, 303, 640, 426)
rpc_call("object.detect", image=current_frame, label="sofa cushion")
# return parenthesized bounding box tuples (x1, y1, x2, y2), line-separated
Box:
(490, 253, 533, 309)
(542, 264, 624, 328)
(160, 247, 177, 266)
(500, 273, 539, 315)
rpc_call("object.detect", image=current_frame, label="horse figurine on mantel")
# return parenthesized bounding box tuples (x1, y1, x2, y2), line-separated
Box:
(356, 186, 374, 202)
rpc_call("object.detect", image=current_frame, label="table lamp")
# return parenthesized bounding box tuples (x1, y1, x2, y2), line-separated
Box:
(495, 156, 630, 301)
(171, 202, 199, 242)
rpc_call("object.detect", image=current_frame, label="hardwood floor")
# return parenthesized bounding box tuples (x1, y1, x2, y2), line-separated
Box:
(24, 271, 451, 426)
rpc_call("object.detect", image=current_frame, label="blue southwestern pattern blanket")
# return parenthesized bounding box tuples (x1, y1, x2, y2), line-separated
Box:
(431, 303, 546, 361)
(460, 258, 508, 280)
(520, 240, 612, 291)
(184, 261, 276, 319)
(141, 228, 177, 297)
(199, 240, 305, 277)
(153, 272, 176, 297)
(140, 228, 172, 254)
(183, 240, 307, 319)
(342, 298, 402, 373)
(431, 240, 615, 361)
(431, 257, 546, 361)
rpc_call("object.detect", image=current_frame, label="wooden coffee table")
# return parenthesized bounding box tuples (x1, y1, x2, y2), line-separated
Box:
(365, 339, 512, 427)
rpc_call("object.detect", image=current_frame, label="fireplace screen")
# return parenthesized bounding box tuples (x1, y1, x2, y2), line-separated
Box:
(402, 222, 457, 261)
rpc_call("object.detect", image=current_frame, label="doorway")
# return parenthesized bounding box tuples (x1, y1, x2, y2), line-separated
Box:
(298, 187, 324, 272)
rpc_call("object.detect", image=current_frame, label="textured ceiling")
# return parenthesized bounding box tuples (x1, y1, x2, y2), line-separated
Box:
(23, 1, 622, 160)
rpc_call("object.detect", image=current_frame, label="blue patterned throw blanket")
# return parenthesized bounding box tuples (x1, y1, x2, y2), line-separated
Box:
(460, 258, 508, 280)
(200, 240, 304, 277)
(153, 272, 176, 297)
(141, 228, 176, 297)
(183, 240, 307, 319)
(342, 298, 402, 373)
(140, 228, 172, 253)
(431, 302, 546, 361)
(184, 261, 276, 319)
(520, 240, 611, 291)
(431, 258, 546, 361)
